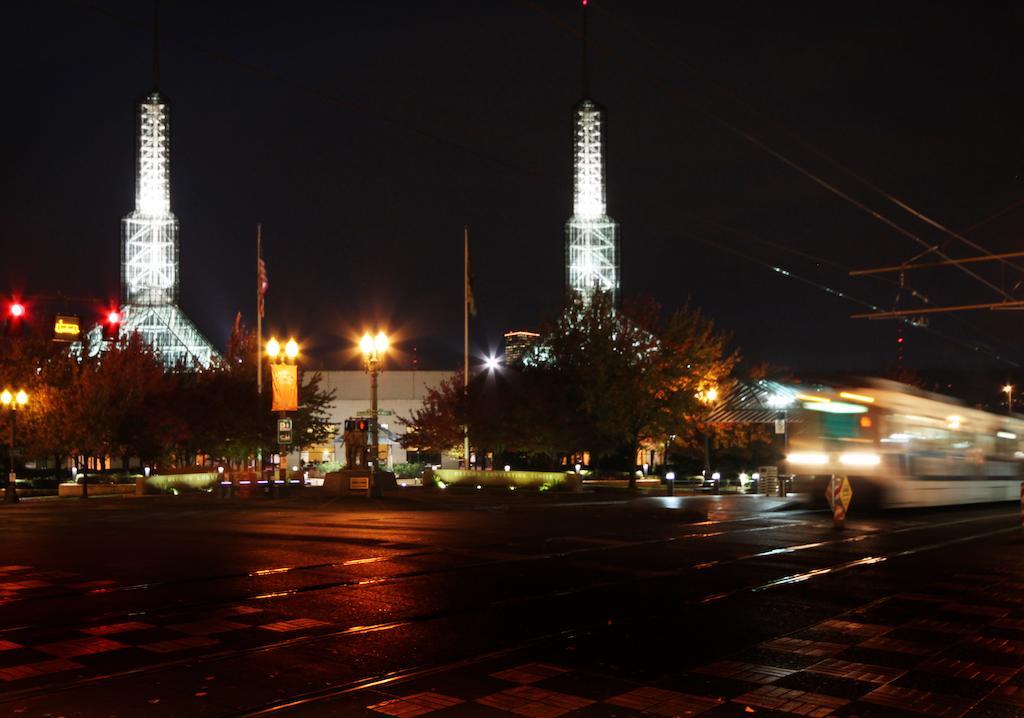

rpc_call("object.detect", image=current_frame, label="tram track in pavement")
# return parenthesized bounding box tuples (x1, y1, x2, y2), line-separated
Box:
(0, 513, 810, 615)
(0, 510, 1008, 635)
(0, 509, 1017, 707)
(227, 518, 1024, 718)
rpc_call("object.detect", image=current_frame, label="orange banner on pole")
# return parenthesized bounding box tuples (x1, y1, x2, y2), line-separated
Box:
(271, 364, 298, 411)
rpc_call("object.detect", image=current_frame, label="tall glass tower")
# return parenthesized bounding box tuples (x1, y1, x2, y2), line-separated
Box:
(80, 88, 217, 369)
(122, 92, 178, 307)
(565, 2, 620, 306)
(114, 90, 217, 368)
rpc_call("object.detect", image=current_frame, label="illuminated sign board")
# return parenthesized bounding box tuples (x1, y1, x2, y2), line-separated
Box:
(53, 314, 81, 341)
(271, 364, 298, 412)
(277, 418, 293, 445)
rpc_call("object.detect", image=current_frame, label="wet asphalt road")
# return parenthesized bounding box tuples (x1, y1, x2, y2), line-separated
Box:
(0, 490, 1022, 717)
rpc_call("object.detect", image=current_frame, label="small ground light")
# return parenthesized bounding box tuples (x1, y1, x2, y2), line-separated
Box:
(666, 472, 675, 481)
(504, 464, 511, 472)
(509, 486, 516, 491)
(476, 484, 482, 490)
(712, 472, 721, 481)
(574, 463, 581, 473)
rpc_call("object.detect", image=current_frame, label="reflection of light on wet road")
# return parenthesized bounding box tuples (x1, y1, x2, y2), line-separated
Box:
(700, 556, 888, 603)
(343, 556, 392, 566)
(756, 556, 887, 589)
(250, 567, 292, 577)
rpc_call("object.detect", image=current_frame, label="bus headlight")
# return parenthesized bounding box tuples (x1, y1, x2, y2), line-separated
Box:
(839, 452, 881, 467)
(787, 452, 828, 465)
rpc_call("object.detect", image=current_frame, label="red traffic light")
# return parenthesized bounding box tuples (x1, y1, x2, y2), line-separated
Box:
(5, 301, 25, 337)
(102, 308, 122, 341)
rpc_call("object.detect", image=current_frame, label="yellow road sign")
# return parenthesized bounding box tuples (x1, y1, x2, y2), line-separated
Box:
(825, 476, 854, 511)
(838, 477, 853, 510)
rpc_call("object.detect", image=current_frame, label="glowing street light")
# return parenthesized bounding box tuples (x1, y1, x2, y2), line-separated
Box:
(265, 337, 281, 361)
(767, 394, 793, 408)
(360, 331, 389, 498)
(1, 388, 28, 503)
(484, 354, 501, 372)
(284, 338, 299, 361)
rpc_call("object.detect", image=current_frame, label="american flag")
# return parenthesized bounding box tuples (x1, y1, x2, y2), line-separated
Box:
(258, 256, 268, 318)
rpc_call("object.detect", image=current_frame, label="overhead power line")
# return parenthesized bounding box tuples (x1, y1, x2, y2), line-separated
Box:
(850, 251, 1024, 276)
(673, 227, 1020, 367)
(852, 301, 1024, 320)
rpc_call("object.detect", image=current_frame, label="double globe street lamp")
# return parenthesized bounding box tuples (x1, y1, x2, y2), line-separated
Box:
(266, 337, 299, 491)
(359, 331, 388, 498)
(1, 389, 28, 504)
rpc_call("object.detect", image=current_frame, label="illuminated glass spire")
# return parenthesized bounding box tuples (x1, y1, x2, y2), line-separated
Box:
(122, 92, 177, 306)
(106, 89, 217, 369)
(79, 10, 217, 368)
(565, 2, 620, 305)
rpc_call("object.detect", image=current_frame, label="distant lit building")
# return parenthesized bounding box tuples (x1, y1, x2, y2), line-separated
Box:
(503, 330, 540, 364)
(565, 4, 620, 305)
(296, 371, 459, 469)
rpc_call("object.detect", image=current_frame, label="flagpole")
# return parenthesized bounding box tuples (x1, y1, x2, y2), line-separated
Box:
(463, 225, 470, 469)
(256, 223, 263, 474)
(257, 223, 263, 397)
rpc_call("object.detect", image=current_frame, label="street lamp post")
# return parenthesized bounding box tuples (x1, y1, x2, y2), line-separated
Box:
(768, 393, 794, 496)
(1004, 384, 1014, 415)
(360, 331, 388, 498)
(1, 389, 28, 504)
(698, 386, 718, 493)
(266, 337, 299, 495)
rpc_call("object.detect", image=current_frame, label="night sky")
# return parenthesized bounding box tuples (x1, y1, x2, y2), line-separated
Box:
(5, 1, 1024, 379)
